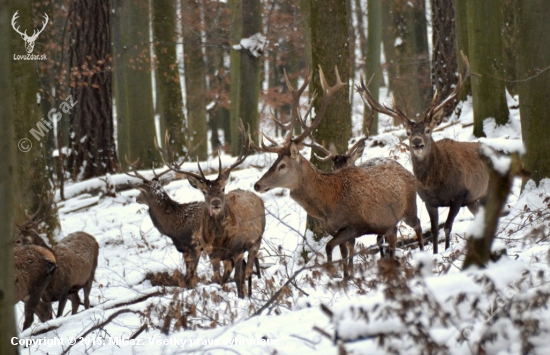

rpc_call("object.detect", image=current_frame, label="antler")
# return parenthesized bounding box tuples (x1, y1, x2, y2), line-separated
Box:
(124, 156, 150, 182)
(11, 11, 26, 38)
(424, 52, 471, 123)
(168, 119, 250, 183)
(356, 75, 412, 125)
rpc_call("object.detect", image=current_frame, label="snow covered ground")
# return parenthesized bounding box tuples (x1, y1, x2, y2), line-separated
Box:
(14, 94, 550, 355)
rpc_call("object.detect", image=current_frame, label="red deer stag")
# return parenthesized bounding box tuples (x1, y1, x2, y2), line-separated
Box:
(357, 54, 490, 253)
(125, 147, 204, 288)
(166, 121, 265, 298)
(253, 67, 424, 276)
(15, 207, 99, 320)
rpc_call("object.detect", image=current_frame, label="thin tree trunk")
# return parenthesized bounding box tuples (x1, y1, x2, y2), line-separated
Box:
(182, 0, 208, 160)
(431, 0, 458, 119)
(516, 0, 550, 185)
(364, 0, 382, 135)
(501, 0, 518, 96)
(229, 0, 242, 155)
(153, 0, 187, 159)
(113, 0, 158, 169)
(453, 0, 471, 101)
(0, 0, 17, 348)
(68, 0, 118, 180)
(466, 0, 509, 137)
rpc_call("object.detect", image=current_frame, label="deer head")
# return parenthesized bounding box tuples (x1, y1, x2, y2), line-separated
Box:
(253, 66, 346, 192)
(165, 120, 251, 216)
(11, 11, 49, 54)
(357, 53, 471, 161)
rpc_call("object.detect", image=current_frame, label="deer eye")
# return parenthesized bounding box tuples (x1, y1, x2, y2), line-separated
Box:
(279, 163, 286, 170)
(425, 128, 431, 134)
(406, 130, 411, 136)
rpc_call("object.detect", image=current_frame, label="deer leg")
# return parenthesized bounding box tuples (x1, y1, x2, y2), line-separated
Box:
(426, 204, 440, 254)
(56, 292, 69, 318)
(377, 235, 385, 257)
(221, 260, 234, 284)
(338, 243, 349, 277)
(245, 243, 259, 279)
(385, 226, 398, 258)
(405, 215, 424, 251)
(210, 258, 222, 284)
(467, 201, 480, 216)
(326, 227, 357, 278)
(347, 239, 356, 275)
(35, 300, 53, 323)
(444, 201, 463, 250)
(184, 251, 200, 288)
(254, 257, 261, 278)
(68, 292, 81, 314)
(233, 258, 245, 299)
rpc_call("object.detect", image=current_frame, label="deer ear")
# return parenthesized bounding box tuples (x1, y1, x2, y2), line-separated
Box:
(186, 175, 203, 190)
(289, 142, 301, 161)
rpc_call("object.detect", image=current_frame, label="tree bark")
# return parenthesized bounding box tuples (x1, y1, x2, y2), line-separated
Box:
(453, 0, 471, 101)
(10, 0, 59, 242)
(516, 0, 550, 185)
(182, 0, 208, 160)
(153, 0, 187, 159)
(113, 0, 158, 169)
(236, 0, 262, 153)
(307, 0, 351, 239)
(388, 0, 432, 119)
(68, 0, 118, 180)
(364, 0, 382, 134)
(0, 0, 17, 349)
(466, 0, 509, 137)
(229, 0, 242, 155)
(431, 0, 458, 118)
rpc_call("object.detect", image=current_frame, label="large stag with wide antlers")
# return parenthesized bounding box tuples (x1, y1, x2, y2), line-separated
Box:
(253, 67, 424, 276)
(357, 54, 490, 254)
(166, 121, 265, 299)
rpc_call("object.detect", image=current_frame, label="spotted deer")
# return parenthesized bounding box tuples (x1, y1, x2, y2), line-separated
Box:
(357, 54, 490, 253)
(253, 67, 424, 276)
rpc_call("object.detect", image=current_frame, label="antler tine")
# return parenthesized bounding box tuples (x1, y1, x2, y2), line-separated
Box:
(221, 119, 250, 178)
(251, 132, 284, 154)
(429, 52, 471, 120)
(356, 74, 411, 124)
(124, 155, 150, 182)
(282, 70, 312, 142)
(293, 66, 345, 144)
(346, 135, 368, 157)
(304, 140, 334, 162)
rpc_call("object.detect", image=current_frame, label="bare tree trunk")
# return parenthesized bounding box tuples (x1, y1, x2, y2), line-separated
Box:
(466, 0, 509, 137)
(113, 0, 158, 169)
(364, 0, 382, 134)
(431, 0, 458, 118)
(516, 0, 550, 185)
(236, 0, 262, 153)
(453, 0, 471, 101)
(0, 0, 17, 348)
(182, 0, 208, 160)
(153, 0, 187, 159)
(501, 0, 518, 97)
(229, 0, 242, 155)
(68, 0, 118, 180)
(10, 0, 59, 242)
(307, 0, 351, 239)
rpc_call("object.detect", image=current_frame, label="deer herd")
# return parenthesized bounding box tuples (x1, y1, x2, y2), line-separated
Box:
(13, 56, 493, 330)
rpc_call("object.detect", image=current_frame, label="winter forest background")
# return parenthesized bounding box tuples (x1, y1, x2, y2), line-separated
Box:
(1, 0, 549, 354)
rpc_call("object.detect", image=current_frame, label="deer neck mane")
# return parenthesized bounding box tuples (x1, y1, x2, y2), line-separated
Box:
(289, 156, 339, 223)
(411, 137, 444, 188)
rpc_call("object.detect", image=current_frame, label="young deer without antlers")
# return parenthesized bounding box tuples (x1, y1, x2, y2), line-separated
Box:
(308, 133, 422, 257)
(166, 121, 265, 299)
(15, 205, 98, 321)
(357, 54, 490, 254)
(253, 67, 424, 276)
(125, 148, 204, 288)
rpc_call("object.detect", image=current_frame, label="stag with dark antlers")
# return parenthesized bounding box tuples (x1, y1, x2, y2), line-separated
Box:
(125, 143, 205, 288)
(253, 67, 424, 276)
(165, 121, 265, 298)
(357, 54, 490, 253)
